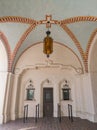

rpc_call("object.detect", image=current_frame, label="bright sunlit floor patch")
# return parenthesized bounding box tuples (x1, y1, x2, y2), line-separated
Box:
(18, 127, 37, 130)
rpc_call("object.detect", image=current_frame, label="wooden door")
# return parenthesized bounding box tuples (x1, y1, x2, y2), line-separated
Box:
(43, 88, 53, 117)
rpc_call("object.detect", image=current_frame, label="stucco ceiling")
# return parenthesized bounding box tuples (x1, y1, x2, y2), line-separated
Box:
(0, 0, 97, 72)
(0, 0, 97, 19)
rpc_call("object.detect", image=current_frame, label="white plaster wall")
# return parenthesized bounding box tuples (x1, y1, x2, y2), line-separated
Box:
(90, 72, 97, 122)
(0, 72, 8, 124)
(18, 68, 75, 118)
(14, 42, 82, 118)
(15, 43, 82, 70)
(0, 40, 8, 71)
(0, 40, 8, 124)
(60, 79, 76, 117)
(89, 40, 97, 72)
(89, 36, 97, 122)
(12, 43, 95, 122)
(14, 69, 95, 122)
(75, 73, 94, 122)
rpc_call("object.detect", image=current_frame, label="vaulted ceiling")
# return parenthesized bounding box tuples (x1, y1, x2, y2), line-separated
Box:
(0, 0, 97, 72)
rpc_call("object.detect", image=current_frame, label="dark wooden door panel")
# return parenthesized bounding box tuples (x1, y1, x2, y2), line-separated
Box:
(44, 103, 53, 116)
(43, 88, 53, 117)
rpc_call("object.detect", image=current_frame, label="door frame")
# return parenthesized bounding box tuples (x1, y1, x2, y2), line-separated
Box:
(40, 79, 54, 117)
(43, 87, 53, 117)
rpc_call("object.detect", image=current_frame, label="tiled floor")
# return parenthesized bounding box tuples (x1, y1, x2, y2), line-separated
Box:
(0, 117, 97, 130)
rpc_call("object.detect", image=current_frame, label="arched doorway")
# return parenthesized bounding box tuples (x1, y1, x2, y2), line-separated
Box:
(41, 79, 53, 117)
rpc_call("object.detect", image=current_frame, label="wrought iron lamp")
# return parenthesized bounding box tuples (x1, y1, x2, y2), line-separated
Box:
(43, 22, 53, 58)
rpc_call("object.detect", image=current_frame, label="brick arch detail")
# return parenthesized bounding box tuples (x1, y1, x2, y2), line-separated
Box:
(11, 23, 37, 71)
(61, 16, 97, 24)
(1, 16, 97, 72)
(0, 16, 97, 25)
(0, 16, 37, 72)
(0, 31, 11, 71)
(59, 16, 97, 72)
(39, 16, 97, 72)
(59, 24, 87, 72)
(0, 16, 36, 24)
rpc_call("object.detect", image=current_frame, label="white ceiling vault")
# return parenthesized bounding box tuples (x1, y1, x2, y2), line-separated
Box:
(0, 0, 97, 73)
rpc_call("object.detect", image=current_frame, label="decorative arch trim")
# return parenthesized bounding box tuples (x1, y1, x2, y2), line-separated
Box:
(11, 23, 37, 72)
(0, 16, 37, 72)
(1, 16, 97, 25)
(0, 32, 11, 71)
(1, 15, 97, 72)
(59, 24, 87, 72)
(0, 16, 36, 24)
(61, 16, 97, 24)
(13, 42, 83, 74)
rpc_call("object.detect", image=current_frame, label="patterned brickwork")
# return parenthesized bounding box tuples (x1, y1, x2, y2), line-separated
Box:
(61, 16, 97, 24)
(0, 16, 37, 72)
(0, 16, 36, 24)
(60, 16, 97, 72)
(59, 24, 87, 72)
(11, 23, 37, 72)
(0, 16, 97, 72)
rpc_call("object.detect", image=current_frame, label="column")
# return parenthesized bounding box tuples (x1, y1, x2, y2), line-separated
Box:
(10, 73, 20, 120)
(0, 71, 8, 124)
(3, 72, 14, 123)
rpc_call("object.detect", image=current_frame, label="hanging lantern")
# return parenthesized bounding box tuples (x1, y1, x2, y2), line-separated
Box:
(43, 30, 53, 58)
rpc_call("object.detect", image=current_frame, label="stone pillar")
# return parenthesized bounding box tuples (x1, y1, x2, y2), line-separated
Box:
(54, 82, 60, 117)
(10, 73, 20, 120)
(0, 71, 8, 124)
(3, 72, 14, 123)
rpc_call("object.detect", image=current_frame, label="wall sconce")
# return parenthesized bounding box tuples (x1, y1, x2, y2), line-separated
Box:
(43, 21, 53, 58)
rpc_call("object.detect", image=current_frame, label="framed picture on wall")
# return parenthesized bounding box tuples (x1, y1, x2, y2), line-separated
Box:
(27, 88, 35, 100)
(62, 88, 71, 100)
